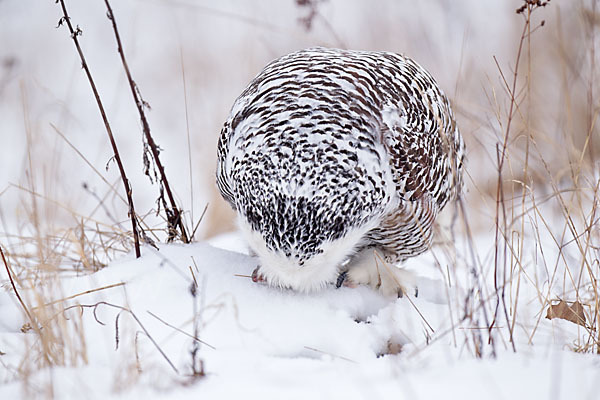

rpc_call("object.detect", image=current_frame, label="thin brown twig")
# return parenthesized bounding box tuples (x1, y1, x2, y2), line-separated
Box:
(33, 282, 126, 310)
(303, 346, 356, 363)
(587, 0, 597, 165)
(491, 1, 548, 353)
(458, 198, 496, 358)
(191, 203, 209, 241)
(56, 0, 141, 258)
(146, 310, 216, 350)
(50, 123, 127, 205)
(104, 0, 189, 243)
(180, 47, 194, 233)
(63, 301, 179, 374)
(1, 245, 36, 329)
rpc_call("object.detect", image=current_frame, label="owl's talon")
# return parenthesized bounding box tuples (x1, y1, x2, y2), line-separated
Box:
(251, 266, 266, 283)
(336, 271, 348, 288)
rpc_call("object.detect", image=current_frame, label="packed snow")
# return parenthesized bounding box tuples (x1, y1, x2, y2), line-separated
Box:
(1, 232, 598, 399)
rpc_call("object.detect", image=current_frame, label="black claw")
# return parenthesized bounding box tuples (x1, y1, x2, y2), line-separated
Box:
(414, 287, 419, 297)
(397, 288, 404, 298)
(336, 271, 348, 288)
(251, 266, 261, 282)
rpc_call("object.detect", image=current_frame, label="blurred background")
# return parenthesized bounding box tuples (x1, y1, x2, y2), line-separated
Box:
(0, 0, 597, 259)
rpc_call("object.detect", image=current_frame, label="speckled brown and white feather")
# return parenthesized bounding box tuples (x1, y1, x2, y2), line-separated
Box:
(217, 47, 465, 293)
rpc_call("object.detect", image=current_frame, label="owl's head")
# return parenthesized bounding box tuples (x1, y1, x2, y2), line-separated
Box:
(238, 213, 374, 292)
(234, 190, 379, 292)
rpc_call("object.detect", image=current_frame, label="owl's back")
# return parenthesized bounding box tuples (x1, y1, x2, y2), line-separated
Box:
(217, 47, 464, 264)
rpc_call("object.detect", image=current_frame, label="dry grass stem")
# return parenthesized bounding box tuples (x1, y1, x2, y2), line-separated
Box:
(103, 0, 189, 243)
(55, 0, 141, 257)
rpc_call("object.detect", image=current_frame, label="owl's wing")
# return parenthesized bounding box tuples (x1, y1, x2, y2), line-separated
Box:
(216, 121, 236, 208)
(379, 94, 461, 209)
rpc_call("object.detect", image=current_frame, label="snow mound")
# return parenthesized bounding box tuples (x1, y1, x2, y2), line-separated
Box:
(1, 241, 598, 399)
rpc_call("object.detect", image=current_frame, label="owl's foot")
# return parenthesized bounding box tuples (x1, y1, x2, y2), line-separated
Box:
(336, 250, 418, 298)
(251, 266, 266, 283)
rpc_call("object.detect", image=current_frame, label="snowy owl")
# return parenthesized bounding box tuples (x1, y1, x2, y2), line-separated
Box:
(217, 47, 465, 297)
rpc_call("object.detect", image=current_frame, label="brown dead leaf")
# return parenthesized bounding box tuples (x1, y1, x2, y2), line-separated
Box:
(377, 340, 403, 357)
(546, 300, 587, 327)
(386, 340, 403, 355)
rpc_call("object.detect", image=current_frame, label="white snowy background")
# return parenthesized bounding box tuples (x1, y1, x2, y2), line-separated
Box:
(1, 0, 599, 399)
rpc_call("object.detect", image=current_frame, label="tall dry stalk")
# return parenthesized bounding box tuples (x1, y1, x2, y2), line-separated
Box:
(491, 0, 550, 352)
(55, 0, 141, 257)
(103, 0, 189, 243)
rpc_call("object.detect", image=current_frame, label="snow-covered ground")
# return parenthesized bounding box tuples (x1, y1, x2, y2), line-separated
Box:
(1, 231, 598, 399)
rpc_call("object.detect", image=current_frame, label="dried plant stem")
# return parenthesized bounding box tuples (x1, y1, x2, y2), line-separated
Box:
(180, 48, 195, 235)
(50, 123, 127, 205)
(146, 310, 215, 350)
(1, 245, 35, 328)
(458, 198, 496, 358)
(104, 0, 189, 243)
(588, 0, 597, 164)
(35, 282, 126, 310)
(56, 0, 141, 258)
(63, 301, 179, 374)
(491, 6, 536, 353)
